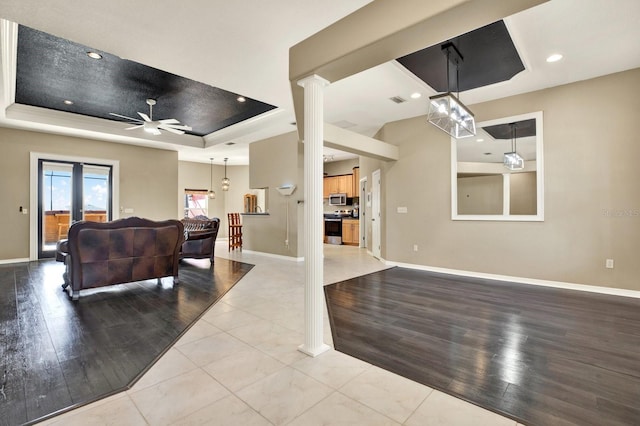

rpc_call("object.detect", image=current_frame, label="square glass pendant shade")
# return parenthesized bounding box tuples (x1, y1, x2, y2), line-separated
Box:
(428, 92, 476, 139)
(503, 152, 525, 170)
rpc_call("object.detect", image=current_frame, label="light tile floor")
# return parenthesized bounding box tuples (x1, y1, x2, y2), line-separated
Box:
(37, 243, 523, 425)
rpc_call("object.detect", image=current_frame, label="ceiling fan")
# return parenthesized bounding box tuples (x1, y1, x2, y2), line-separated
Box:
(109, 98, 192, 135)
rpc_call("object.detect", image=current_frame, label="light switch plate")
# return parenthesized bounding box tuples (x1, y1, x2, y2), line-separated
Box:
(397, 206, 408, 214)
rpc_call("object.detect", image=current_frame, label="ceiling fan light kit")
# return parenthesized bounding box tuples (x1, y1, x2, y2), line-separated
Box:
(110, 98, 193, 136)
(427, 42, 476, 139)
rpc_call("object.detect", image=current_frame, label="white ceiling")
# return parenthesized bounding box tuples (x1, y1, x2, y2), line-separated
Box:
(1, 0, 639, 165)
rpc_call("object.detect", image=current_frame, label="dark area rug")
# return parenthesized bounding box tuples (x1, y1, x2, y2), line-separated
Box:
(0, 257, 253, 426)
(325, 267, 640, 426)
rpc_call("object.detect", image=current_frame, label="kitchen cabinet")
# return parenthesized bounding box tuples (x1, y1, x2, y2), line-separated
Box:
(323, 176, 337, 197)
(324, 174, 354, 197)
(342, 218, 359, 245)
(352, 167, 359, 197)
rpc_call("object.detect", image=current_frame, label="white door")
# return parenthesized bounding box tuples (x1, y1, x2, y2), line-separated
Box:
(359, 177, 367, 249)
(372, 169, 381, 259)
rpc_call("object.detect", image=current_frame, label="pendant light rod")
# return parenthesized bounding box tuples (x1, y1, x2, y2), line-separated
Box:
(208, 157, 216, 199)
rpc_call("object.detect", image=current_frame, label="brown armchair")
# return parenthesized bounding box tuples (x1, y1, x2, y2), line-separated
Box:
(180, 216, 220, 263)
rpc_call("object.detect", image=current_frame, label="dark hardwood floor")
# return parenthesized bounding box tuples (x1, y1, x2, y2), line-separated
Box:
(0, 257, 252, 426)
(325, 267, 640, 426)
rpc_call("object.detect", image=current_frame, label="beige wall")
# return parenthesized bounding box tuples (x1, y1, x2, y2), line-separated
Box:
(324, 158, 358, 176)
(376, 68, 640, 291)
(248, 131, 303, 257)
(177, 161, 226, 235)
(178, 162, 251, 239)
(510, 172, 537, 215)
(0, 127, 178, 260)
(457, 175, 503, 215)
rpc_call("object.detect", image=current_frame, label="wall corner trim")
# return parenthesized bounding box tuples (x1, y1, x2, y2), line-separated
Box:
(384, 260, 640, 299)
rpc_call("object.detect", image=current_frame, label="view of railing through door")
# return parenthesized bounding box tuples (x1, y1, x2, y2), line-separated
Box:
(38, 159, 113, 258)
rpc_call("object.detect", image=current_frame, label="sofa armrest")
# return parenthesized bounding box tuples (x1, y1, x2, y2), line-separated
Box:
(185, 229, 216, 241)
(55, 239, 69, 262)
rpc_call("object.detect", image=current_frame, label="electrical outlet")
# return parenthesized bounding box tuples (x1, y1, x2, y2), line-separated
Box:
(413, 244, 418, 252)
(605, 259, 614, 269)
(397, 207, 408, 214)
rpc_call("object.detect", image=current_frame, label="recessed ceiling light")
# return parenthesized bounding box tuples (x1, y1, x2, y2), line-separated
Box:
(483, 152, 492, 155)
(86, 51, 102, 60)
(237, 96, 246, 103)
(546, 53, 563, 63)
(63, 100, 74, 105)
(476, 138, 484, 142)
(225, 142, 236, 146)
(410, 92, 422, 99)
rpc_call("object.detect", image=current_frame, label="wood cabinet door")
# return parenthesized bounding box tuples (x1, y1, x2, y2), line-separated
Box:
(344, 175, 354, 197)
(342, 220, 353, 243)
(352, 221, 359, 243)
(352, 167, 360, 197)
(323, 177, 331, 198)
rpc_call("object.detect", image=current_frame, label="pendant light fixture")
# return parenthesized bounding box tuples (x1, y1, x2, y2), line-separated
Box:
(503, 123, 524, 170)
(427, 42, 476, 139)
(208, 158, 216, 199)
(221, 158, 230, 191)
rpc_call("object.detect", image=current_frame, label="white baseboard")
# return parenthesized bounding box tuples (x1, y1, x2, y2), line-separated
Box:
(240, 249, 304, 262)
(0, 258, 30, 265)
(384, 260, 640, 299)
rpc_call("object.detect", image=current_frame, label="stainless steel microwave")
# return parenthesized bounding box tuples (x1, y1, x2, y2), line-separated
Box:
(328, 193, 347, 206)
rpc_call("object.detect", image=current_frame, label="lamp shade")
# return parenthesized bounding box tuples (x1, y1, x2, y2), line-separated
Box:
(428, 93, 476, 139)
(503, 152, 524, 170)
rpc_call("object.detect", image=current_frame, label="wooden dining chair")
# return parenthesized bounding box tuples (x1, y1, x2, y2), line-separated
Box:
(228, 213, 243, 251)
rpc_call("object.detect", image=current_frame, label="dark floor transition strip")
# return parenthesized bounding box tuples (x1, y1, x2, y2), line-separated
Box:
(324, 267, 640, 426)
(0, 257, 253, 426)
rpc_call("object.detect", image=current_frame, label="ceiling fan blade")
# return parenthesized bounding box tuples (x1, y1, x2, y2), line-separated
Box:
(158, 125, 185, 135)
(125, 124, 144, 130)
(138, 112, 152, 122)
(109, 112, 142, 122)
(164, 124, 192, 131)
(159, 118, 179, 125)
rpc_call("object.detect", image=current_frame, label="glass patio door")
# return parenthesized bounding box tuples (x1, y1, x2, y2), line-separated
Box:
(38, 160, 112, 258)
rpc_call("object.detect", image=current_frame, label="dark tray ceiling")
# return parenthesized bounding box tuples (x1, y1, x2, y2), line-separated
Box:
(397, 20, 524, 93)
(15, 25, 277, 137)
(483, 118, 536, 140)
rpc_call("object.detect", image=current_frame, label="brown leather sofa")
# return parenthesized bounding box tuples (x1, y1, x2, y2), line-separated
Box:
(180, 215, 220, 263)
(56, 217, 184, 300)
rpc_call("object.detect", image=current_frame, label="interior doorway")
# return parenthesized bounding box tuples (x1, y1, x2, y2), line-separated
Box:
(359, 176, 367, 249)
(371, 169, 381, 259)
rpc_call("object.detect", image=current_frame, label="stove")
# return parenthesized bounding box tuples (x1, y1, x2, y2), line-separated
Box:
(323, 211, 352, 244)
(324, 211, 352, 219)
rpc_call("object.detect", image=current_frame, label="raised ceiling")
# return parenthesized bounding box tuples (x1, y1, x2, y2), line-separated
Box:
(1, 0, 640, 164)
(397, 20, 524, 93)
(16, 25, 277, 137)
